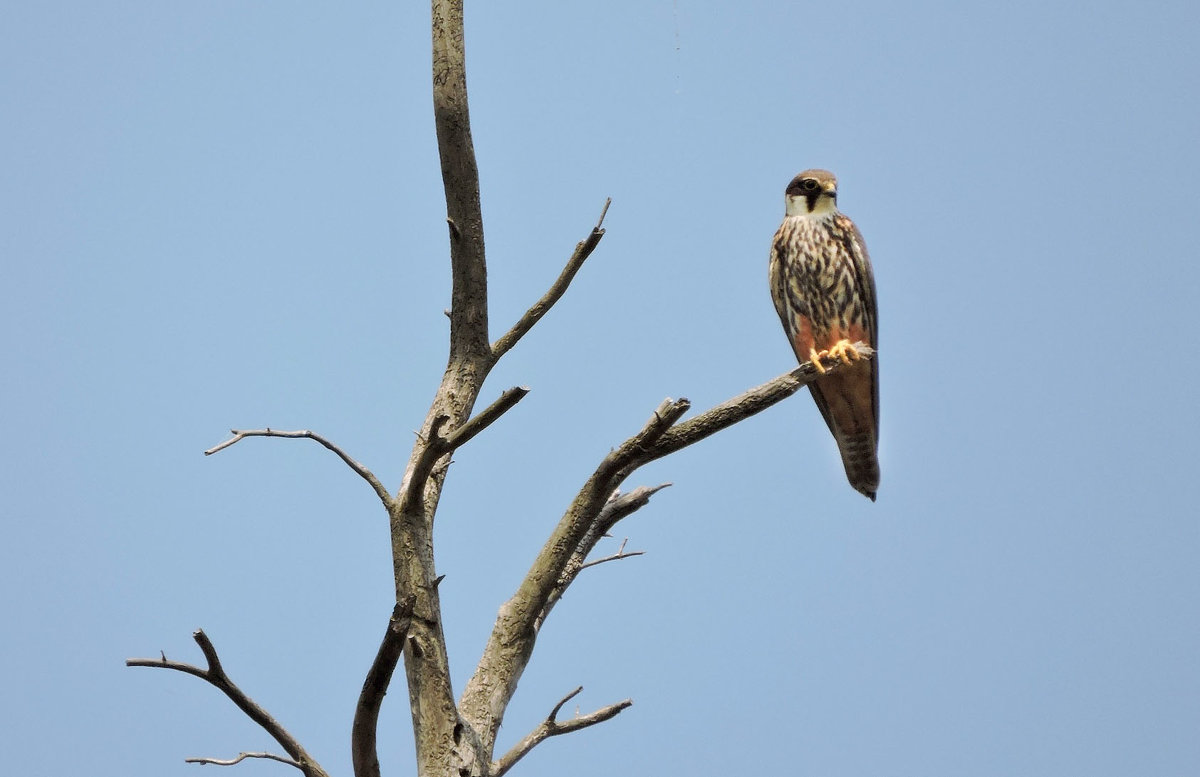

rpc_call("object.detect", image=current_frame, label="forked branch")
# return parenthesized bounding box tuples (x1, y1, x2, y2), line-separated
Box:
(490, 686, 633, 777)
(534, 484, 670, 629)
(491, 198, 612, 361)
(578, 537, 645, 572)
(398, 386, 530, 511)
(593, 483, 673, 538)
(461, 347, 874, 747)
(204, 428, 392, 509)
(443, 386, 530, 449)
(126, 631, 330, 777)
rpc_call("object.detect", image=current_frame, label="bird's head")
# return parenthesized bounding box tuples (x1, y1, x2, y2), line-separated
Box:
(784, 169, 838, 217)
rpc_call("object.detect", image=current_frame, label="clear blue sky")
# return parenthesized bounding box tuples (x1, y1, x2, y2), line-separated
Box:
(3, 2, 1198, 775)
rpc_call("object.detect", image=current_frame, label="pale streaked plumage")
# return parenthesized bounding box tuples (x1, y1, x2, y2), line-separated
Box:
(769, 169, 880, 500)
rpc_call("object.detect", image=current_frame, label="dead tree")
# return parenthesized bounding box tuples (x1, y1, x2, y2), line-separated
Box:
(126, 2, 872, 776)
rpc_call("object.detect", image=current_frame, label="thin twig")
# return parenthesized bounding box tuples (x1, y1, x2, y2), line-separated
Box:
(547, 686, 584, 721)
(490, 687, 632, 777)
(534, 484, 669, 631)
(204, 428, 392, 508)
(352, 597, 416, 777)
(184, 752, 302, 769)
(553, 402, 686, 582)
(126, 631, 330, 777)
(491, 198, 612, 360)
(578, 538, 645, 572)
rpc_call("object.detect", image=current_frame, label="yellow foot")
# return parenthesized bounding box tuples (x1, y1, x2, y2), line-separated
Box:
(808, 347, 828, 374)
(825, 339, 865, 365)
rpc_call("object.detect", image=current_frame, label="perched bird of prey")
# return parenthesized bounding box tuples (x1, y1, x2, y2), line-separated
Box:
(769, 169, 880, 500)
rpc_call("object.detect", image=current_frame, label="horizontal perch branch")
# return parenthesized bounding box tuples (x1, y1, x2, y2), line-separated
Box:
(204, 428, 392, 509)
(126, 630, 330, 777)
(644, 344, 873, 464)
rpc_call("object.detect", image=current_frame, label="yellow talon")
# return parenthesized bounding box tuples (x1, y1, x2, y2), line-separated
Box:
(808, 347, 827, 374)
(826, 339, 863, 365)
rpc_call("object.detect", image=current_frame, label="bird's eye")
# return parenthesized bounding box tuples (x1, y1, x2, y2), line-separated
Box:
(801, 179, 819, 191)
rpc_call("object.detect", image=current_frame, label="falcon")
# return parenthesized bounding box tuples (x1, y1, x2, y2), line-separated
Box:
(768, 169, 880, 500)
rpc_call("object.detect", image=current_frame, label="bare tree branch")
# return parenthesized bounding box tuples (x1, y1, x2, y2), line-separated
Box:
(547, 685, 584, 721)
(398, 386, 528, 512)
(397, 415, 452, 514)
(601, 398, 693, 480)
(531, 404, 687, 626)
(126, 631, 330, 777)
(578, 537, 645, 572)
(490, 687, 632, 777)
(433, 0, 490, 362)
(184, 752, 302, 769)
(533, 484, 668, 632)
(594, 483, 673, 537)
(365, 7, 501, 777)
(352, 597, 416, 777)
(645, 344, 873, 463)
(443, 385, 530, 449)
(491, 198, 612, 360)
(461, 349, 874, 750)
(204, 428, 392, 509)
(460, 401, 687, 751)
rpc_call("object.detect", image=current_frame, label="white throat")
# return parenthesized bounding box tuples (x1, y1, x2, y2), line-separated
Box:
(784, 194, 838, 218)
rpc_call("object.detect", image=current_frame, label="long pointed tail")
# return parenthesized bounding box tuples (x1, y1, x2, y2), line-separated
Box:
(808, 363, 880, 501)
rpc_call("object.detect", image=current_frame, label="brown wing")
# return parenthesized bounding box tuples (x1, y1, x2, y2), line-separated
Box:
(826, 215, 877, 441)
(808, 215, 879, 499)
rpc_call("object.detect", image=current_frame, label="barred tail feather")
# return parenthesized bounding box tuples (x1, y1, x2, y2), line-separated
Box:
(808, 362, 880, 501)
(837, 431, 880, 501)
